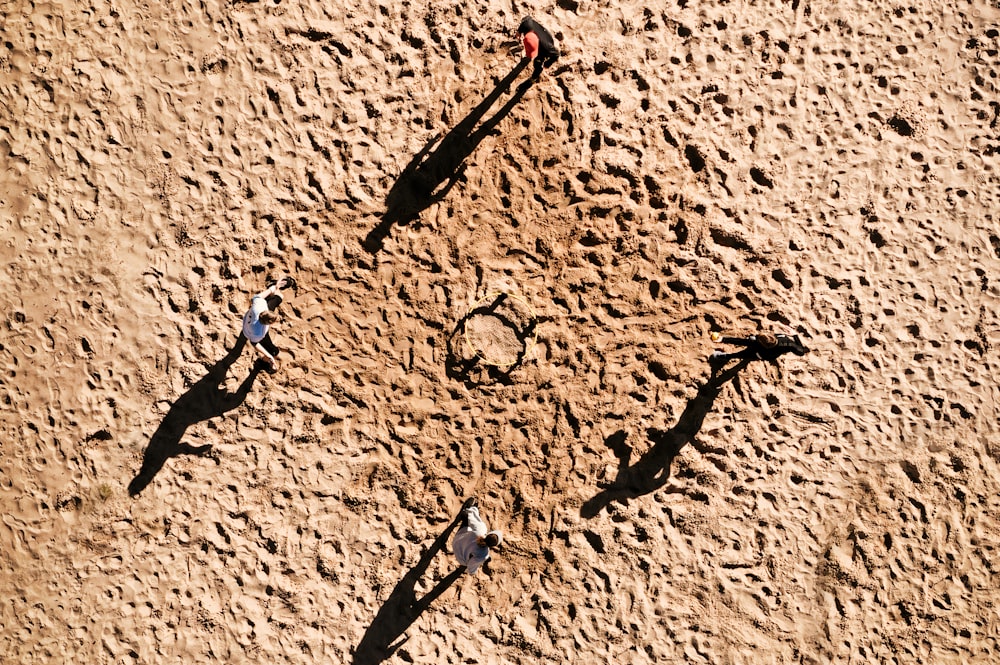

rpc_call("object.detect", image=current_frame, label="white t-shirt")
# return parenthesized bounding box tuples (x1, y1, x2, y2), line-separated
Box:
(453, 528, 491, 574)
(452, 506, 494, 574)
(242, 296, 269, 343)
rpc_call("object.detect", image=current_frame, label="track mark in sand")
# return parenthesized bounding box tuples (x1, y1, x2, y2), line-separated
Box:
(401, 29, 424, 50)
(306, 171, 326, 200)
(749, 167, 773, 189)
(865, 225, 887, 248)
(644, 176, 666, 209)
(86, 428, 112, 441)
(771, 269, 793, 289)
(662, 125, 678, 147)
(589, 130, 602, 151)
(648, 361, 670, 381)
(684, 144, 705, 173)
(709, 227, 752, 253)
(266, 86, 282, 115)
(714, 168, 733, 196)
(630, 69, 650, 94)
(582, 530, 605, 553)
(887, 115, 916, 137)
(306, 131, 331, 161)
(200, 54, 229, 74)
(599, 93, 620, 109)
(284, 28, 354, 58)
(55, 493, 82, 511)
(886, 103, 927, 139)
(562, 401, 581, 437)
(607, 164, 639, 200)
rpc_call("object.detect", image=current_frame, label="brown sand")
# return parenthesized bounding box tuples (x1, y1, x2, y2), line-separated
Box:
(2, 0, 1000, 662)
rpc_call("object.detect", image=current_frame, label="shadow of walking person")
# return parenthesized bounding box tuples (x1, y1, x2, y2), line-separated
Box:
(352, 510, 467, 665)
(581, 360, 749, 518)
(128, 337, 262, 496)
(364, 58, 533, 254)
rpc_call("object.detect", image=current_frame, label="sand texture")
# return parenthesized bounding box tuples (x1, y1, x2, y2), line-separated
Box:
(2, 0, 1000, 662)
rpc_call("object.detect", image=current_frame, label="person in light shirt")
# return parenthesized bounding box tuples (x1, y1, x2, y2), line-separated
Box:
(452, 498, 503, 575)
(241, 277, 293, 372)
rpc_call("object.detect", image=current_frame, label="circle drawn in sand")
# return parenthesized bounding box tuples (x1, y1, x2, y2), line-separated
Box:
(462, 292, 537, 367)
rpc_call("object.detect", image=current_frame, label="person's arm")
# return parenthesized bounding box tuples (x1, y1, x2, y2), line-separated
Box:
(720, 336, 755, 347)
(254, 282, 281, 301)
(255, 275, 292, 300)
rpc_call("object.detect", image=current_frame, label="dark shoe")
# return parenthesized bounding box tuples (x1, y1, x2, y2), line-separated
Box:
(254, 359, 278, 374)
(462, 496, 478, 510)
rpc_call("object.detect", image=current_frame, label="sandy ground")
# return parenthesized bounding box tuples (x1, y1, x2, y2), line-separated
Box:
(2, 0, 1000, 662)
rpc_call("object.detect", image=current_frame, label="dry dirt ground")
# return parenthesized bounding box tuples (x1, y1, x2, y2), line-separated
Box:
(2, 0, 999, 663)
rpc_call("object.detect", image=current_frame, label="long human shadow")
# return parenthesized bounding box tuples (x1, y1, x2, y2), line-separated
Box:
(364, 58, 532, 253)
(580, 360, 750, 518)
(128, 337, 261, 496)
(353, 511, 466, 665)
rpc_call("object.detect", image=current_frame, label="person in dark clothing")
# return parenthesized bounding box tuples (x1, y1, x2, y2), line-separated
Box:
(517, 17, 559, 79)
(709, 332, 809, 370)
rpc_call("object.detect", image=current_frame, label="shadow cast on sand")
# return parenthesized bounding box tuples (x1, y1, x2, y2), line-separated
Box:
(581, 361, 749, 518)
(353, 513, 466, 665)
(364, 58, 533, 254)
(128, 337, 261, 496)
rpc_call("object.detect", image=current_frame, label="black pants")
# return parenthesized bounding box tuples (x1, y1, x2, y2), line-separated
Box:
(253, 293, 283, 358)
(256, 332, 280, 358)
(533, 49, 559, 77)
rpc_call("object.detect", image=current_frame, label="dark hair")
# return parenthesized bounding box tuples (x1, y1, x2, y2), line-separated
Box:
(484, 533, 501, 548)
(756, 333, 778, 348)
(259, 311, 278, 324)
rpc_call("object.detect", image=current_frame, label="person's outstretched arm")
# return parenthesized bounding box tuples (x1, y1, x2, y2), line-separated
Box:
(254, 277, 289, 301)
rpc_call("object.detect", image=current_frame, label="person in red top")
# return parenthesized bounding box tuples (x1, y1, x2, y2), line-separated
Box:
(517, 17, 559, 79)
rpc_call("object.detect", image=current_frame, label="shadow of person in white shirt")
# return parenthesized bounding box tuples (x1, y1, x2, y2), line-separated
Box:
(353, 499, 485, 665)
(128, 338, 261, 496)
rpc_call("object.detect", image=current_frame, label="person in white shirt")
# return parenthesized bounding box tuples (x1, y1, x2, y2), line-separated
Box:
(241, 277, 292, 371)
(451, 498, 502, 575)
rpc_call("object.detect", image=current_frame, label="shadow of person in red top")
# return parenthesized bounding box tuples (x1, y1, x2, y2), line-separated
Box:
(364, 58, 533, 254)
